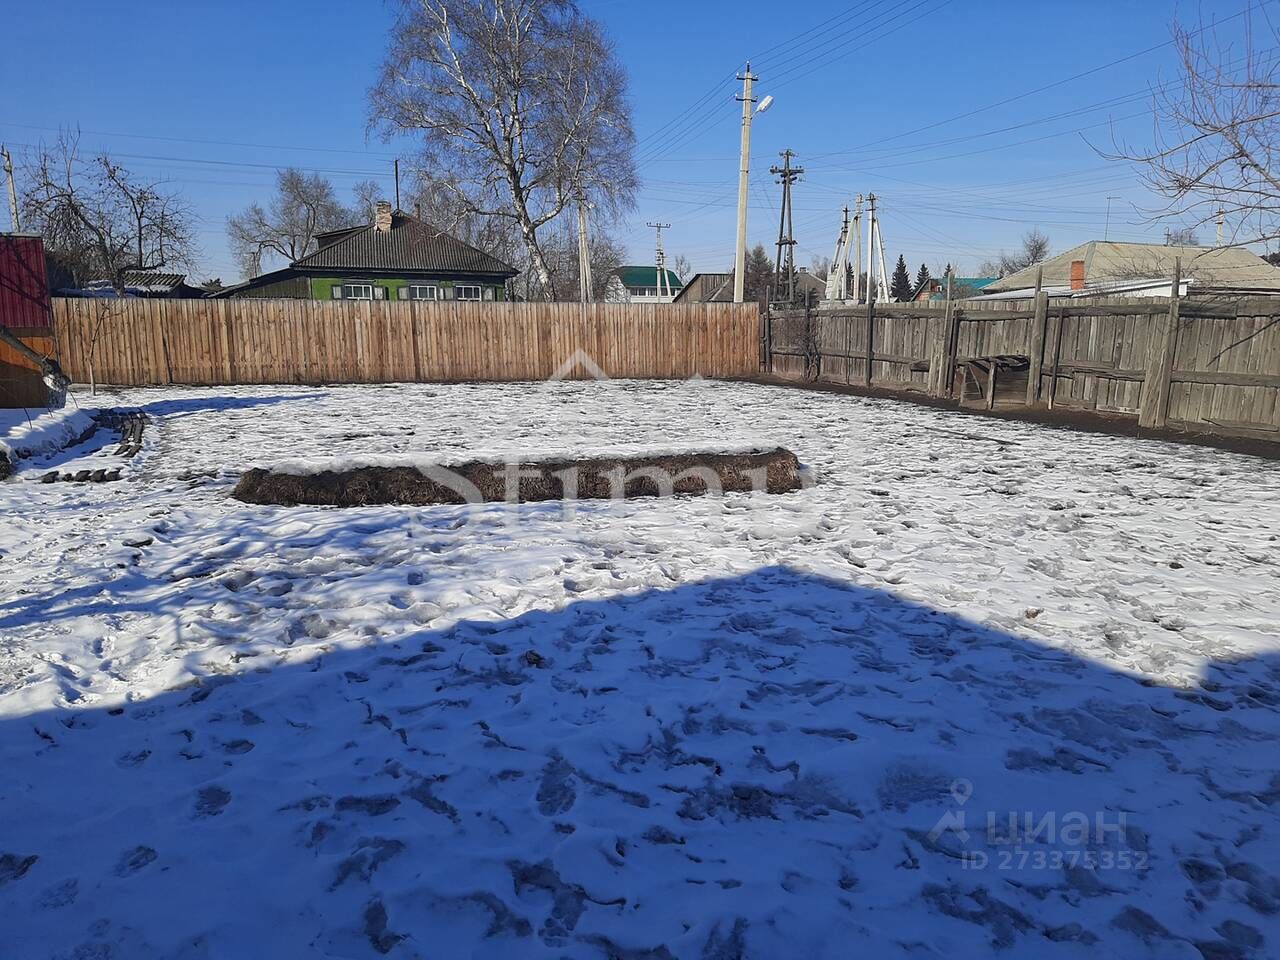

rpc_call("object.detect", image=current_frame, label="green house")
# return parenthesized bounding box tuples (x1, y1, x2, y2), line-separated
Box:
(217, 202, 517, 302)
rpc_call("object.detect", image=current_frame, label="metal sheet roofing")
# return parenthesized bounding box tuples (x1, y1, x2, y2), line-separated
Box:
(987, 241, 1280, 293)
(615, 266, 685, 290)
(292, 213, 517, 278)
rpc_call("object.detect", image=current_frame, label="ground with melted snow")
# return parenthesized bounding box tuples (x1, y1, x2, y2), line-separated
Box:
(1, 380, 1278, 959)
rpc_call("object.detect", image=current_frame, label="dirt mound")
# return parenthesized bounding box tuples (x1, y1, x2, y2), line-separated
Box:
(233, 448, 805, 507)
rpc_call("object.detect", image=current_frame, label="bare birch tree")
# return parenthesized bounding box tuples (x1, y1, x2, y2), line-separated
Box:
(1108, 14, 1280, 246)
(371, 0, 638, 300)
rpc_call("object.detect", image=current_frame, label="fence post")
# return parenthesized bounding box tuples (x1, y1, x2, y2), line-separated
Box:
(1025, 267, 1047, 406)
(1138, 257, 1181, 429)
(938, 273, 958, 398)
(864, 294, 876, 387)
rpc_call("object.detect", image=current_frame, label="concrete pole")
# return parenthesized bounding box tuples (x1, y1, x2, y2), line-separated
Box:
(1, 145, 19, 233)
(733, 65, 756, 303)
(851, 195, 863, 304)
(865, 195, 875, 305)
(577, 194, 593, 302)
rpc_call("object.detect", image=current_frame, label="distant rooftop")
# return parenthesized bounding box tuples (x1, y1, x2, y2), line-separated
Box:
(987, 241, 1280, 293)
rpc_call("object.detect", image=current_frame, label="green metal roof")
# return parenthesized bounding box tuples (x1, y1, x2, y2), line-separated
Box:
(616, 266, 685, 290)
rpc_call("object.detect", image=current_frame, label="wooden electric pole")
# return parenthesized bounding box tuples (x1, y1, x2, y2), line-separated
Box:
(770, 150, 803, 304)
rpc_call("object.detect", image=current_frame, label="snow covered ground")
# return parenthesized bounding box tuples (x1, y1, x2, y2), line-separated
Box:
(0, 404, 99, 464)
(1, 379, 1278, 959)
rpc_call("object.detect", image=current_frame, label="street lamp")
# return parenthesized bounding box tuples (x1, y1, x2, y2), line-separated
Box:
(733, 66, 772, 303)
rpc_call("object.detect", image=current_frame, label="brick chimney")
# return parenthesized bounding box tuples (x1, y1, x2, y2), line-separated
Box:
(1069, 259, 1086, 290)
(375, 200, 393, 233)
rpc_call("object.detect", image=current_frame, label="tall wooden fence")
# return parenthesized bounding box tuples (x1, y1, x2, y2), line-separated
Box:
(767, 293, 1280, 441)
(50, 298, 761, 386)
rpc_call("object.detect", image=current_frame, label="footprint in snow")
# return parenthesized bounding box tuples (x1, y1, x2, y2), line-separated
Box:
(114, 846, 157, 877)
(0, 853, 38, 887)
(335, 795, 400, 817)
(194, 786, 232, 818)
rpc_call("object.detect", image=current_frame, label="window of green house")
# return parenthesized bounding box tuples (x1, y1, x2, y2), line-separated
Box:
(400, 284, 437, 301)
(455, 285, 481, 301)
(334, 282, 383, 300)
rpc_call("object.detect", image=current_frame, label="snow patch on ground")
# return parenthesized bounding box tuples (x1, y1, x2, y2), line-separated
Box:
(0, 404, 99, 463)
(1, 380, 1277, 959)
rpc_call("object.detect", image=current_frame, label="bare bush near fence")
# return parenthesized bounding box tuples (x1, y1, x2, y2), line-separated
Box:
(1108, 15, 1280, 246)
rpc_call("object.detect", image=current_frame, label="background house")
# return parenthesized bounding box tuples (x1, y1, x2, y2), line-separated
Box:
(58, 270, 208, 299)
(673, 272, 733, 304)
(217, 202, 517, 301)
(983, 241, 1280, 298)
(606, 266, 685, 304)
(911, 275, 997, 301)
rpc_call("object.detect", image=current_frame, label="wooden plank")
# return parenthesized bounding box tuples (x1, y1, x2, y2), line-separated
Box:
(1138, 258, 1181, 429)
(1025, 269, 1047, 405)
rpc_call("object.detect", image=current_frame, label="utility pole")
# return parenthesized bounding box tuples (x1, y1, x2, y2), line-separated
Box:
(647, 221, 672, 299)
(866, 194, 878, 304)
(770, 149, 803, 304)
(733, 63, 758, 303)
(1104, 196, 1120, 241)
(825, 205, 849, 302)
(393, 159, 401, 211)
(851, 195, 863, 304)
(577, 191, 594, 302)
(1216, 207, 1226, 247)
(1, 145, 18, 233)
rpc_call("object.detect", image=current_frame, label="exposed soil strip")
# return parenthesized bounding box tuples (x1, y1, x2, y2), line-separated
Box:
(233, 448, 805, 507)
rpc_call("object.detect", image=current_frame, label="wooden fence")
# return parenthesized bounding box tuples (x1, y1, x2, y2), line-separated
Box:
(767, 289, 1280, 441)
(49, 298, 761, 386)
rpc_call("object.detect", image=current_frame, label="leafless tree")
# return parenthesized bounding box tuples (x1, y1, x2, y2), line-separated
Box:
(1107, 14, 1280, 246)
(809, 255, 832, 281)
(979, 228, 1051, 278)
(1165, 226, 1201, 245)
(82, 298, 119, 396)
(21, 133, 196, 294)
(227, 169, 355, 277)
(371, 0, 638, 300)
(672, 254, 693, 281)
(539, 215, 626, 301)
(350, 179, 385, 222)
(407, 172, 526, 266)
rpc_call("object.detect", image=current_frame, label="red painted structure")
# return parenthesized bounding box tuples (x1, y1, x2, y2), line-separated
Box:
(0, 234, 52, 329)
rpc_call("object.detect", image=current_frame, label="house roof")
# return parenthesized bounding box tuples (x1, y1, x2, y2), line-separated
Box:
(117, 270, 187, 292)
(292, 212, 517, 278)
(986, 241, 1280, 293)
(615, 266, 685, 291)
(673, 272, 733, 303)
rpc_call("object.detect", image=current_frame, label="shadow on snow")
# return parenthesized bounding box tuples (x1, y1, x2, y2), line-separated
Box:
(2, 565, 1278, 958)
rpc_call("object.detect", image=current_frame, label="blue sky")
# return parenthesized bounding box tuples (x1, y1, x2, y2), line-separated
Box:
(2, 0, 1265, 282)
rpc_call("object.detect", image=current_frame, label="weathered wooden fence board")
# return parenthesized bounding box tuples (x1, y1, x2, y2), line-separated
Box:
(50, 298, 761, 386)
(767, 296, 1280, 440)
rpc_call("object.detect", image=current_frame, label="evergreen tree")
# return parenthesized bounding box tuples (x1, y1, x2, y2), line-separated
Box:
(742, 244, 776, 303)
(890, 254, 913, 302)
(915, 263, 931, 292)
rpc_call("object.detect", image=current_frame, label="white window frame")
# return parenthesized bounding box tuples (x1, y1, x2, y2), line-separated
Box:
(455, 284, 482, 302)
(343, 282, 374, 300)
(407, 284, 438, 301)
